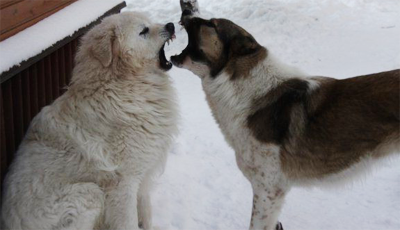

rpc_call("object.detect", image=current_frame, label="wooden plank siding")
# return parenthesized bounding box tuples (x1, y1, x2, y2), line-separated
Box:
(0, 0, 78, 41)
(0, 36, 78, 202)
(0, 91, 6, 186)
(1, 80, 15, 184)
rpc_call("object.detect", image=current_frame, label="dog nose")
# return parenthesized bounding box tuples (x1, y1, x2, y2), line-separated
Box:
(165, 23, 175, 34)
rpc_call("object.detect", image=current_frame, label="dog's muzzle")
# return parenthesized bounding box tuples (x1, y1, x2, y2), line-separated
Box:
(159, 22, 176, 71)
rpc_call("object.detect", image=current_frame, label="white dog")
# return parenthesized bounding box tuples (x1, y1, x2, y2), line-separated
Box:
(172, 7, 399, 230)
(1, 12, 178, 230)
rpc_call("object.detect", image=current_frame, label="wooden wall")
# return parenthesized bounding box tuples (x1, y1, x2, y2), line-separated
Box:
(0, 0, 78, 41)
(0, 38, 79, 198)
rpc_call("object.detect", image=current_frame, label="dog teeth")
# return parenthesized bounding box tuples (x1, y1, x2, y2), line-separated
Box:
(166, 37, 174, 46)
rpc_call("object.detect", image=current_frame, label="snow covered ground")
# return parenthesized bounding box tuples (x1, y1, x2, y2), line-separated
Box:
(124, 0, 400, 229)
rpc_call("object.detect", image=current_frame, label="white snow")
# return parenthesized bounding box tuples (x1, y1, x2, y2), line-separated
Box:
(0, 0, 124, 75)
(125, 0, 400, 229)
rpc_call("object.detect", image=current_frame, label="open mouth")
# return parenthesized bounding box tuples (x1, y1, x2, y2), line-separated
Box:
(171, 16, 200, 68)
(170, 28, 190, 67)
(159, 34, 176, 71)
(170, 48, 188, 67)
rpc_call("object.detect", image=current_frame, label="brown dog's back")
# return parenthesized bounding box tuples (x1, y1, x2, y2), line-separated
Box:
(281, 69, 400, 179)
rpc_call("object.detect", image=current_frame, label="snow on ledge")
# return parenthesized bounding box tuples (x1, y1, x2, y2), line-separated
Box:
(0, 0, 125, 75)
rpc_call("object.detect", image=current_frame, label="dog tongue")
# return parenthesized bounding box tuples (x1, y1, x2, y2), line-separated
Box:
(159, 44, 172, 71)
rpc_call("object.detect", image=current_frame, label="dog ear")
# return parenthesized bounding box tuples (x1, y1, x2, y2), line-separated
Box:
(91, 25, 117, 67)
(212, 18, 260, 56)
(231, 35, 259, 56)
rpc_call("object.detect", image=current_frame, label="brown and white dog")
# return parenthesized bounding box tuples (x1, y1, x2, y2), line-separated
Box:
(171, 6, 400, 230)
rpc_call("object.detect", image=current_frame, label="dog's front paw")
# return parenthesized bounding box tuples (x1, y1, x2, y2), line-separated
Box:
(275, 222, 284, 230)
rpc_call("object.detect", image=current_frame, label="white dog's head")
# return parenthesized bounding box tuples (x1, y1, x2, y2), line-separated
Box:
(76, 12, 176, 73)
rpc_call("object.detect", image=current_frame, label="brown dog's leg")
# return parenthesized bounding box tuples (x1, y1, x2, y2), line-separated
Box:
(250, 184, 287, 230)
(276, 222, 284, 230)
(236, 152, 288, 230)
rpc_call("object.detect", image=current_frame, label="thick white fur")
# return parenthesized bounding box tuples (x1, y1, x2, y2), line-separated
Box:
(1, 12, 178, 230)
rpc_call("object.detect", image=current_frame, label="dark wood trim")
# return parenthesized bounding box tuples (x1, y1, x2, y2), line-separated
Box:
(0, 1, 127, 84)
(65, 41, 73, 83)
(21, 70, 31, 132)
(11, 74, 24, 149)
(37, 61, 46, 109)
(0, 84, 8, 200)
(58, 48, 66, 95)
(44, 54, 53, 105)
(0, 86, 6, 177)
(29, 63, 39, 119)
(2, 81, 15, 157)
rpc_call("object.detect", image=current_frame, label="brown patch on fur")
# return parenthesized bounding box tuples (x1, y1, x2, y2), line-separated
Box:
(267, 189, 284, 201)
(210, 18, 267, 80)
(209, 18, 267, 79)
(199, 25, 224, 63)
(226, 47, 267, 80)
(275, 189, 283, 198)
(248, 69, 400, 180)
(248, 78, 309, 144)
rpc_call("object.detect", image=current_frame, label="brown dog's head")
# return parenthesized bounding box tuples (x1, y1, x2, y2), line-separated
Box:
(171, 13, 266, 79)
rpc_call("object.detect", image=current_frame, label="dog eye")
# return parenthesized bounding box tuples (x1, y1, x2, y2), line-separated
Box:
(139, 27, 149, 36)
